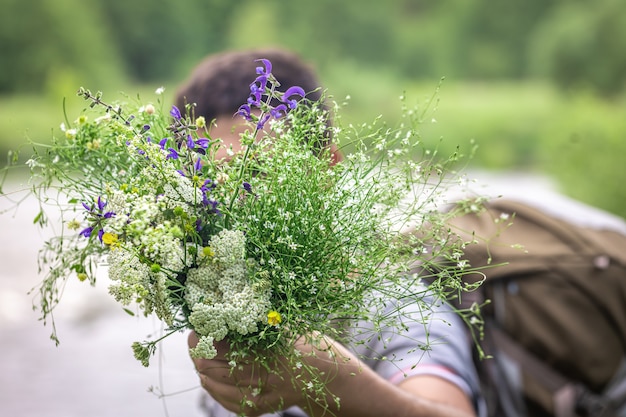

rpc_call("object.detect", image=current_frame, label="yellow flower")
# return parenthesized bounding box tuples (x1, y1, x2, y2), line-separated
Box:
(67, 219, 81, 230)
(77, 273, 88, 282)
(267, 310, 282, 326)
(102, 232, 119, 246)
(203, 246, 215, 257)
(195, 116, 206, 129)
(86, 139, 101, 150)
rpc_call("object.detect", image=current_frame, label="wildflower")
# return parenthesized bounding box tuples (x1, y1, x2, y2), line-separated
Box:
(77, 273, 88, 282)
(102, 232, 119, 246)
(255, 58, 272, 76)
(67, 219, 81, 230)
(216, 172, 229, 184)
(65, 129, 77, 140)
(236, 104, 252, 121)
(80, 197, 116, 241)
(144, 104, 156, 115)
(195, 138, 210, 149)
(270, 104, 288, 119)
(256, 114, 271, 130)
(167, 148, 179, 160)
(132, 342, 153, 367)
(281, 86, 306, 109)
(170, 105, 182, 120)
(155, 86, 165, 95)
(86, 139, 101, 150)
(79, 226, 94, 238)
(195, 116, 206, 129)
(202, 246, 215, 257)
(267, 310, 282, 326)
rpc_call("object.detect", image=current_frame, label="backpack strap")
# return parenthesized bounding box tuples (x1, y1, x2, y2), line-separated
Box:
(488, 324, 625, 417)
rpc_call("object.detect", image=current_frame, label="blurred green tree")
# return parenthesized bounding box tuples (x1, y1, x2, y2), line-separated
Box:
(0, 0, 126, 94)
(529, 0, 626, 97)
(98, 0, 239, 82)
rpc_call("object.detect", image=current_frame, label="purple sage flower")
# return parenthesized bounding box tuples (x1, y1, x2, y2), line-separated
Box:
(237, 104, 252, 121)
(186, 134, 195, 149)
(167, 148, 179, 160)
(170, 105, 182, 120)
(255, 59, 272, 76)
(194, 157, 202, 172)
(256, 114, 271, 130)
(281, 86, 306, 109)
(270, 104, 288, 119)
(195, 138, 210, 149)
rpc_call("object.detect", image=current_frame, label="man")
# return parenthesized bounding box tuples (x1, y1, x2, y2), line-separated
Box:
(175, 48, 484, 417)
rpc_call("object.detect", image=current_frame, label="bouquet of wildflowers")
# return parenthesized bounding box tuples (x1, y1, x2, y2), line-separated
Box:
(1, 59, 483, 407)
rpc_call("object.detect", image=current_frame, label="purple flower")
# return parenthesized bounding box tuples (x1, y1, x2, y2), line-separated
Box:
(270, 104, 288, 119)
(192, 158, 201, 172)
(256, 114, 271, 130)
(195, 138, 210, 149)
(248, 82, 264, 106)
(242, 182, 253, 194)
(96, 196, 106, 211)
(202, 178, 216, 191)
(170, 105, 182, 120)
(167, 148, 179, 160)
(79, 197, 116, 240)
(255, 59, 272, 76)
(159, 138, 168, 149)
(142, 124, 151, 132)
(281, 86, 306, 109)
(237, 104, 252, 121)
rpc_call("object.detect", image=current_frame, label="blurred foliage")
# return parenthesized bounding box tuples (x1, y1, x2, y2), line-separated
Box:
(2, 0, 626, 95)
(1, 0, 625, 217)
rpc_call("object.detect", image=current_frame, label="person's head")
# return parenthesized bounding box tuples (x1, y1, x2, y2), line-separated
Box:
(174, 47, 341, 163)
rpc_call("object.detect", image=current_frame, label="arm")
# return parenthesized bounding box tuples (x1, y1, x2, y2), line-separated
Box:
(188, 332, 477, 417)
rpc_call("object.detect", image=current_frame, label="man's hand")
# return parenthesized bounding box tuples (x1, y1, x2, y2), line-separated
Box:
(188, 332, 477, 417)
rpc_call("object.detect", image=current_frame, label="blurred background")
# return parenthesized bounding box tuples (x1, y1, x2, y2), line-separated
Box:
(1, 0, 625, 415)
(1, 0, 626, 216)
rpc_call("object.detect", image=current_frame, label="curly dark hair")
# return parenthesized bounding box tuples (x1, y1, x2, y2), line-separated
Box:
(174, 48, 324, 122)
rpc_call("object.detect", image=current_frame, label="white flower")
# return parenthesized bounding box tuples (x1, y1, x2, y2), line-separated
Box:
(94, 114, 112, 124)
(155, 86, 165, 95)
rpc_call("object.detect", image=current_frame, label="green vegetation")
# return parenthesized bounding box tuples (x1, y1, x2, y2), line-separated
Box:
(2, 0, 625, 217)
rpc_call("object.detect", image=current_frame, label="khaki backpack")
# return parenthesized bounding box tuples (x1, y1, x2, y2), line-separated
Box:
(448, 199, 626, 417)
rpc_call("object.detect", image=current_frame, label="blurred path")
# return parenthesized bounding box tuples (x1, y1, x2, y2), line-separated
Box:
(0, 180, 204, 417)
